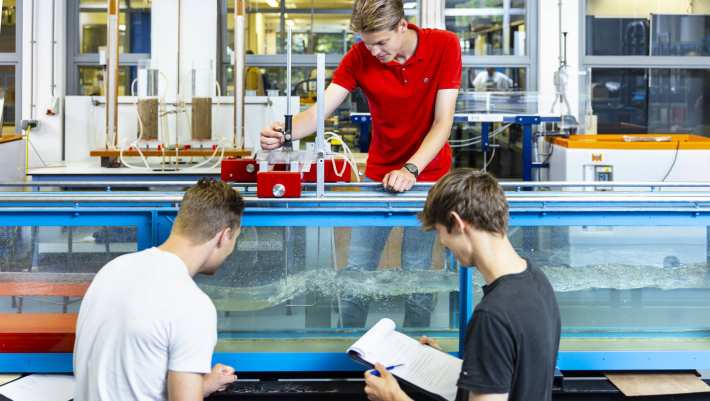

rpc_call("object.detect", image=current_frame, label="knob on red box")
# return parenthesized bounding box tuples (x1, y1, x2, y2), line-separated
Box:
(257, 171, 301, 198)
(221, 158, 258, 182)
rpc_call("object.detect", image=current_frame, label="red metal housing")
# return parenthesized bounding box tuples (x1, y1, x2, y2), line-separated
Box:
(256, 171, 302, 198)
(221, 158, 258, 182)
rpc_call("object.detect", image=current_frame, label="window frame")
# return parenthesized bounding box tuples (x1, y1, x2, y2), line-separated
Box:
(445, 0, 538, 92)
(0, 0, 22, 132)
(217, 0, 422, 95)
(65, 0, 151, 96)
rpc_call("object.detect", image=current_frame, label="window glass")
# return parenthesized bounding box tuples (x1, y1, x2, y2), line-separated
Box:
(452, 67, 527, 177)
(78, 65, 134, 96)
(226, 0, 417, 56)
(0, 0, 17, 53)
(445, 0, 527, 55)
(79, 0, 152, 54)
(586, 0, 710, 56)
(591, 68, 710, 136)
(0, 66, 15, 133)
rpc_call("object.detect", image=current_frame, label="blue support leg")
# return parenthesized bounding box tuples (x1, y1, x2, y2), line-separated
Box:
(481, 122, 490, 171)
(523, 123, 533, 181)
(458, 266, 474, 357)
(355, 117, 371, 152)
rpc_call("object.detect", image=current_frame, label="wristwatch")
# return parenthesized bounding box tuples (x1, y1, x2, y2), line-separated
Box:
(403, 163, 419, 178)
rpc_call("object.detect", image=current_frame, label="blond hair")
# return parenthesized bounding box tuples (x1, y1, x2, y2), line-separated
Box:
(420, 169, 509, 236)
(350, 0, 405, 33)
(174, 179, 245, 243)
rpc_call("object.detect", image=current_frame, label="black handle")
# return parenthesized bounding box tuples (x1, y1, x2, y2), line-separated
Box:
(283, 114, 293, 151)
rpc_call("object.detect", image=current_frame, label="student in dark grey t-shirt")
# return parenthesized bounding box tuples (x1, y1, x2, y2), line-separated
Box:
(363, 169, 561, 401)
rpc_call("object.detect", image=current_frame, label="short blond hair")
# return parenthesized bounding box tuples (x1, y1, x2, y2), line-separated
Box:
(350, 0, 404, 33)
(174, 179, 245, 243)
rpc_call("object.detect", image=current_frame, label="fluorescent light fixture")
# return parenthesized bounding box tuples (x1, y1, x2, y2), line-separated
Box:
(266, 0, 279, 7)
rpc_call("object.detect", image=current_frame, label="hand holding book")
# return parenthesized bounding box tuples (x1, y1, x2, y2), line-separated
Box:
(347, 318, 462, 401)
(365, 362, 413, 401)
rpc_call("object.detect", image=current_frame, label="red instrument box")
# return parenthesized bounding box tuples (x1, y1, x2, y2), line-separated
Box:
(301, 159, 352, 182)
(221, 158, 258, 182)
(257, 171, 301, 198)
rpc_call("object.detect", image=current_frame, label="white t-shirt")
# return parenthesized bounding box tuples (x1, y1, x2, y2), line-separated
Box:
(73, 247, 217, 401)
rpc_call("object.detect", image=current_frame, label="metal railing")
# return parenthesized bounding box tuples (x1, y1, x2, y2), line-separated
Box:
(2, 182, 710, 205)
(4, 180, 710, 190)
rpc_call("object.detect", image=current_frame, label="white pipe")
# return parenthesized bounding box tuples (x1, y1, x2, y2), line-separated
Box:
(286, 26, 292, 115)
(234, 15, 245, 148)
(315, 53, 326, 197)
(107, 0, 120, 148)
(50, 0, 56, 97)
(29, 0, 36, 120)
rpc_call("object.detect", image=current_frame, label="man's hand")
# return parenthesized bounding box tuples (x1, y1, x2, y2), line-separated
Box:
(382, 168, 416, 193)
(364, 363, 411, 401)
(260, 122, 285, 150)
(203, 363, 237, 396)
(419, 336, 442, 351)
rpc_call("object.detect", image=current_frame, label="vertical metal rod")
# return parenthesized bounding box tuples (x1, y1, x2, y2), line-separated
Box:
(282, 25, 293, 153)
(176, 0, 182, 97)
(557, 0, 563, 67)
(502, 0, 511, 55)
(175, 0, 183, 148)
(190, 68, 196, 98)
(235, 14, 245, 148)
(315, 53, 326, 198)
(50, 0, 56, 97)
(286, 26, 292, 114)
(236, 0, 239, 147)
(107, 0, 120, 148)
(29, 0, 36, 120)
(233, 1, 246, 148)
(279, 0, 286, 53)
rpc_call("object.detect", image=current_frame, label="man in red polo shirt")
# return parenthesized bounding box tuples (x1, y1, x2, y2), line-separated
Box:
(260, 0, 461, 327)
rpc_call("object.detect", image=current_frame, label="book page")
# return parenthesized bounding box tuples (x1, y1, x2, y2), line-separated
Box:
(347, 318, 396, 359)
(348, 319, 462, 401)
(0, 375, 75, 401)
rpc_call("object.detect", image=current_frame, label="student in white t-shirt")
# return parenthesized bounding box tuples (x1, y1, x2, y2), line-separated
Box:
(74, 179, 245, 401)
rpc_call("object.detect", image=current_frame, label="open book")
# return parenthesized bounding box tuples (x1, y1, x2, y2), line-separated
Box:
(347, 318, 462, 401)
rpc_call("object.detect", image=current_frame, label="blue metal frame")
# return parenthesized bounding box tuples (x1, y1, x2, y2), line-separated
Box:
(503, 115, 560, 181)
(6, 351, 710, 373)
(2, 195, 710, 373)
(458, 267, 474, 356)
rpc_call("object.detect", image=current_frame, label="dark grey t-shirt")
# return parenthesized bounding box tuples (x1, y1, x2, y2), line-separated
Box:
(456, 264, 561, 401)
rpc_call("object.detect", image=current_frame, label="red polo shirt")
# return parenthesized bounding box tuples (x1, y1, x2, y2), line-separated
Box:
(332, 23, 461, 182)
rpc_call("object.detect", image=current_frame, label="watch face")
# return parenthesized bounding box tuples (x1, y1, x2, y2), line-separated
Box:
(405, 164, 418, 176)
